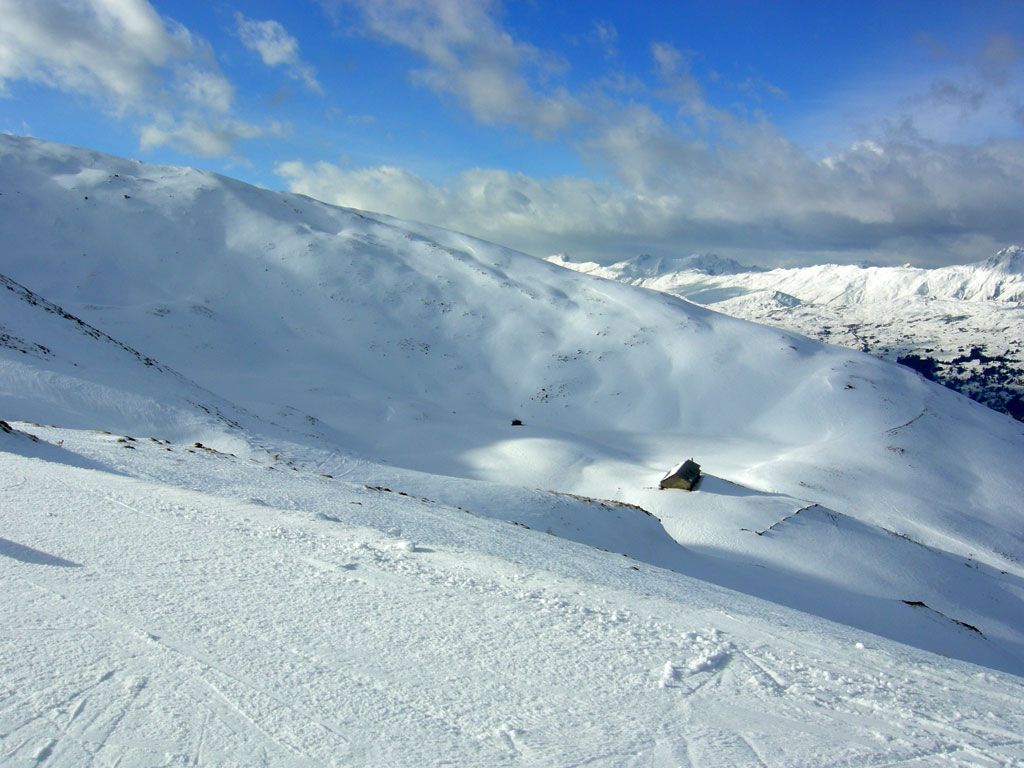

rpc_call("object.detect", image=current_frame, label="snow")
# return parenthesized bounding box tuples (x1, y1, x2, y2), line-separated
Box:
(555, 248, 1024, 304)
(2, 135, 1024, 764)
(982, 246, 1024, 276)
(4, 426, 1024, 766)
(550, 249, 1024, 420)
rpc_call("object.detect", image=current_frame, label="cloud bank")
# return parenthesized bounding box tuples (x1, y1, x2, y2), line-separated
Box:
(278, 132, 1024, 266)
(284, 5, 1024, 265)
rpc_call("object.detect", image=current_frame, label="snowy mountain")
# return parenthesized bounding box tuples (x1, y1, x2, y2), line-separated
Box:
(3, 135, 1024, 764)
(551, 251, 758, 280)
(983, 245, 1024, 275)
(550, 250, 1024, 420)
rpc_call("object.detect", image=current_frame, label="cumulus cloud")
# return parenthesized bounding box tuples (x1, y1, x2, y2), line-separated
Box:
(0, 0, 272, 157)
(234, 13, 322, 93)
(321, 0, 581, 134)
(0, 0, 191, 109)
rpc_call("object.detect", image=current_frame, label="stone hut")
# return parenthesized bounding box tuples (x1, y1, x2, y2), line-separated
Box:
(659, 459, 701, 491)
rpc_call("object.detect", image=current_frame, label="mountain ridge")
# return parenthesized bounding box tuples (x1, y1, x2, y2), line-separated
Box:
(549, 246, 1024, 419)
(2, 134, 1024, 675)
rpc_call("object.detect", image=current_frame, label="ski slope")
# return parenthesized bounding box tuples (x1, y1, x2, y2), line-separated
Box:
(2, 135, 1024, 764)
(3, 424, 1024, 766)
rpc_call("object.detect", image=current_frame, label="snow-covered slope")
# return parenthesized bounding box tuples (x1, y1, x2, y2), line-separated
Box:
(2, 134, 1024, 662)
(550, 250, 1024, 419)
(0, 271, 256, 443)
(2, 135, 1024, 763)
(5, 425, 1024, 766)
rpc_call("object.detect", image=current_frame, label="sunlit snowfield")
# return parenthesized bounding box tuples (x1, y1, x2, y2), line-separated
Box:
(3, 136, 1024, 765)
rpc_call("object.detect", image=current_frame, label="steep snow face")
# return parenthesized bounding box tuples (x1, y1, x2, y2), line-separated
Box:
(3, 135, 1024, 675)
(552, 249, 1024, 420)
(0, 272, 256, 444)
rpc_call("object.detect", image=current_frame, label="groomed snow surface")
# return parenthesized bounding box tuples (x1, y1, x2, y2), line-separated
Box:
(4, 425, 1024, 767)
(2, 135, 1024, 765)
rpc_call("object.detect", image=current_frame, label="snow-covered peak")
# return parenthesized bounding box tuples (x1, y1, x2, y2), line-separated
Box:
(554, 242, 1024, 420)
(555, 246, 1024, 304)
(979, 245, 1024, 275)
(616, 252, 756, 278)
(545, 252, 759, 297)
(548, 251, 757, 281)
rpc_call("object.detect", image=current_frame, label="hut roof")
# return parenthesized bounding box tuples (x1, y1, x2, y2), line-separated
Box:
(660, 459, 701, 489)
(665, 459, 700, 481)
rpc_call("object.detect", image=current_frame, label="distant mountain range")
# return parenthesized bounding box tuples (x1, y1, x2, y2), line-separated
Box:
(549, 247, 1024, 420)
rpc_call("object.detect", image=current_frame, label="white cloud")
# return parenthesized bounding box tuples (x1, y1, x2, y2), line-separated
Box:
(140, 116, 287, 157)
(0, 0, 190, 110)
(588, 20, 618, 59)
(279, 20, 1023, 266)
(275, 159, 630, 254)
(277, 111, 1024, 267)
(322, 0, 581, 134)
(234, 13, 322, 94)
(175, 65, 234, 113)
(0, 0, 270, 157)
(798, 33, 1024, 150)
(904, 35, 1024, 143)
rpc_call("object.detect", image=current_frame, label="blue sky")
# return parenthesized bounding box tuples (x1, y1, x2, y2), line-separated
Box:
(1, 0, 1023, 266)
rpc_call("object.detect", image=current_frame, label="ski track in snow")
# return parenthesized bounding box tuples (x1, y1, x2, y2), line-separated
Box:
(2, 436, 1024, 767)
